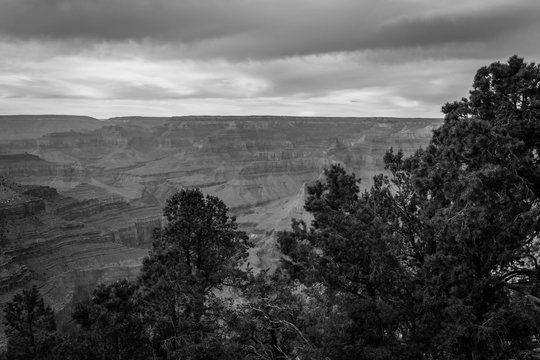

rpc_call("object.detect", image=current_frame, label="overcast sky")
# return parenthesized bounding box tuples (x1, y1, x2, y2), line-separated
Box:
(0, 0, 539, 119)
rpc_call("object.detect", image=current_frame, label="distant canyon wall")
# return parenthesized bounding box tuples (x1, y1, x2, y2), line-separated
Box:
(0, 115, 442, 346)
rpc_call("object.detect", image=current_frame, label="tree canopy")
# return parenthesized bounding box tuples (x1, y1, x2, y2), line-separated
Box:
(3, 286, 57, 360)
(138, 188, 250, 358)
(69, 280, 151, 360)
(279, 55, 540, 360)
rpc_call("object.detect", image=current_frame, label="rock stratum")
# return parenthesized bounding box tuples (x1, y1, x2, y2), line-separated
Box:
(0, 115, 442, 343)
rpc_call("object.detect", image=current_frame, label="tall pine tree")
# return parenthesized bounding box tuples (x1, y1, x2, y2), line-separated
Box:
(138, 188, 249, 359)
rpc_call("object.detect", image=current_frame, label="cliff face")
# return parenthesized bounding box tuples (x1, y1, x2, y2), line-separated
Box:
(0, 154, 87, 189)
(0, 177, 56, 218)
(0, 115, 103, 141)
(0, 115, 441, 244)
(0, 178, 152, 345)
(0, 115, 442, 345)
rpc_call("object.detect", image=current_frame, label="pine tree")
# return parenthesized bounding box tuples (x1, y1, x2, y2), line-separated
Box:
(138, 188, 249, 359)
(3, 286, 57, 360)
(279, 56, 540, 360)
(70, 280, 151, 360)
(231, 270, 318, 360)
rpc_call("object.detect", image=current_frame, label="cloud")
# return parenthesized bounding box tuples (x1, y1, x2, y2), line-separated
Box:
(0, 54, 271, 101)
(0, 0, 538, 60)
(0, 0, 253, 43)
(0, 0, 539, 118)
(0, 46, 481, 118)
(371, 4, 539, 48)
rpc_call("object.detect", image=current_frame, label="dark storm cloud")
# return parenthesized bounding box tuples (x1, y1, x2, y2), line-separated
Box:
(192, 2, 540, 60)
(0, 0, 253, 43)
(0, 0, 538, 59)
(1, 0, 539, 118)
(372, 5, 538, 49)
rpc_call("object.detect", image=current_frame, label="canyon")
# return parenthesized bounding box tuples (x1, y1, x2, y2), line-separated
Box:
(0, 115, 441, 342)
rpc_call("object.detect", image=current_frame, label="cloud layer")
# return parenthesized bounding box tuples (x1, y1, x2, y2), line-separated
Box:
(0, 0, 539, 118)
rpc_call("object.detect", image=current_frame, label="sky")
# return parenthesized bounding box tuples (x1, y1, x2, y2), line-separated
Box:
(0, 0, 539, 119)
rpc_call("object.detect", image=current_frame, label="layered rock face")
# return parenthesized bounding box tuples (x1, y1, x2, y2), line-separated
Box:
(0, 177, 152, 344)
(0, 115, 103, 142)
(0, 115, 442, 344)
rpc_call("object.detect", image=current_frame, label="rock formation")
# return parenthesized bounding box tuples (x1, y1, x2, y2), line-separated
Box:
(0, 115, 442, 346)
(0, 176, 151, 344)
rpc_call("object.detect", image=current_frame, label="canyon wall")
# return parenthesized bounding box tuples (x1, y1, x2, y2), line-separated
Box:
(0, 115, 442, 345)
(0, 177, 152, 344)
(0, 115, 103, 141)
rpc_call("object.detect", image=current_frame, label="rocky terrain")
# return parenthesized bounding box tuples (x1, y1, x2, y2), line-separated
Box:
(0, 115, 103, 142)
(0, 115, 441, 343)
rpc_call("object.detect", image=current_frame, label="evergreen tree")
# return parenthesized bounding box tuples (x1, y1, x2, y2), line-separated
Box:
(405, 54, 540, 359)
(69, 280, 151, 360)
(3, 286, 57, 360)
(231, 270, 319, 360)
(138, 188, 249, 359)
(279, 165, 421, 359)
(279, 56, 540, 360)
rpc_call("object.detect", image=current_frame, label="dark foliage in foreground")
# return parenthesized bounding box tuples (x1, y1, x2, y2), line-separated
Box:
(2, 286, 57, 360)
(279, 55, 540, 360)
(138, 189, 249, 359)
(3, 56, 540, 360)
